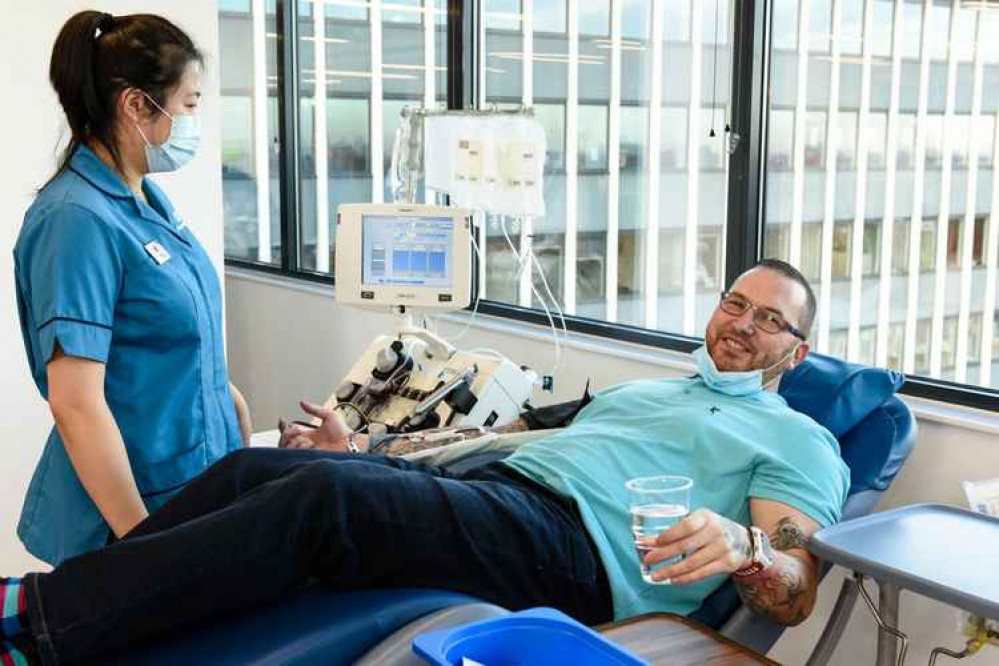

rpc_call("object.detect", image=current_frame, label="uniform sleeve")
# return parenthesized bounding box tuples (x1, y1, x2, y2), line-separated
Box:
(748, 421, 851, 528)
(19, 203, 122, 365)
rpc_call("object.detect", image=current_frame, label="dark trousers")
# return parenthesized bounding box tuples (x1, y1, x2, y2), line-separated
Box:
(26, 448, 613, 664)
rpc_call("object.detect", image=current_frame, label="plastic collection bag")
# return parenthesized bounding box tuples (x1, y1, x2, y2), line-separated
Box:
(959, 476, 999, 644)
(423, 114, 546, 216)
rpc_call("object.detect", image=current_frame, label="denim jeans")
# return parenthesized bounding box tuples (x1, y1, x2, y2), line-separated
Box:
(26, 448, 613, 664)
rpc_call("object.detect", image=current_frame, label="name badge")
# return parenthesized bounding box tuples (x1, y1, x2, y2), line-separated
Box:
(144, 241, 171, 265)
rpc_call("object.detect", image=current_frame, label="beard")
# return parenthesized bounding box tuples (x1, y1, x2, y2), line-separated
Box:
(706, 325, 798, 377)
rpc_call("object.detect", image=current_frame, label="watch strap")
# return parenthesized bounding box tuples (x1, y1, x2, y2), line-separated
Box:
(732, 526, 774, 577)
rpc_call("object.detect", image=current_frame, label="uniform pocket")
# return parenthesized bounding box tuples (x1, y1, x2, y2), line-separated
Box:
(133, 440, 209, 497)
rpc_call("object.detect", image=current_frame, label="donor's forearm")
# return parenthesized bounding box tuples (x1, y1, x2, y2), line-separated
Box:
(734, 551, 818, 626)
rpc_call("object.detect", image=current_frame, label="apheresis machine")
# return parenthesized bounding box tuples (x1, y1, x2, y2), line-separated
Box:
(328, 203, 535, 435)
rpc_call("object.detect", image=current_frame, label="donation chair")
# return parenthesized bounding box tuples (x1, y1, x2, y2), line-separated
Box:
(105, 353, 916, 665)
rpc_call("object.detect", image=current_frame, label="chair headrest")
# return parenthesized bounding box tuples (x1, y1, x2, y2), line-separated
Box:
(778, 352, 904, 438)
(839, 397, 917, 493)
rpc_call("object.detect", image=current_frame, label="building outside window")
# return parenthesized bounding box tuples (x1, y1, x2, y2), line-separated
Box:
(220, 0, 999, 400)
(764, 0, 999, 388)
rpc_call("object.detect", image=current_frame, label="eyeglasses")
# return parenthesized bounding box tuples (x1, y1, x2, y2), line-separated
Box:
(718, 291, 806, 340)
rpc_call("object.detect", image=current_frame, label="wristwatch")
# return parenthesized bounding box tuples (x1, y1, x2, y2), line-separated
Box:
(732, 526, 776, 577)
(345, 432, 361, 454)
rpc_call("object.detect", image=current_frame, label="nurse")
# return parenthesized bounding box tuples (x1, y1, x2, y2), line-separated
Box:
(14, 10, 251, 565)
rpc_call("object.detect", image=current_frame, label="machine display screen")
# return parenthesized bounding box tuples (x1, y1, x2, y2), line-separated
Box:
(361, 214, 454, 288)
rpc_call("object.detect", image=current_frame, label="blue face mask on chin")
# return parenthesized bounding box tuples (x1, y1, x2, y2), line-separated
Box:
(692, 343, 800, 397)
(135, 93, 201, 173)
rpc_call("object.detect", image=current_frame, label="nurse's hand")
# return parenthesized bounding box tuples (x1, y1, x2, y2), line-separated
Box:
(278, 400, 355, 451)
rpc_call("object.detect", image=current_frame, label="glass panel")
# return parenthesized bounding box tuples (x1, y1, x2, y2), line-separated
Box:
(872, 0, 894, 59)
(661, 107, 687, 169)
(902, 0, 923, 60)
(772, 0, 798, 51)
(474, 0, 732, 335)
(281, 0, 448, 272)
(867, 112, 887, 170)
(840, 0, 864, 56)
(925, 114, 944, 169)
(951, 115, 970, 170)
(219, 1, 282, 264)
(837, 111, 858, 170)
(768, 109, 794, 171)
(535, 0, 566, 33)
(976, 116, 996, 168)
(810, 0, 833, 53)
(805, 111, 826, 169)
(762, 0, 999, 390)
(897, 113, 916, 170)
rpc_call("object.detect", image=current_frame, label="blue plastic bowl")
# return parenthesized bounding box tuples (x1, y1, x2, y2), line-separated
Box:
(412, 607, 648, 666)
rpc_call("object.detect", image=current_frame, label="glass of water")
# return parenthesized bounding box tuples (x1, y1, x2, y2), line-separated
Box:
(626, 475, 693, 585)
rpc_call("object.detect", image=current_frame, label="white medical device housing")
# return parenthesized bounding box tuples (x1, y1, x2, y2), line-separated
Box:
(335, 203, 473, 312)
(328, 203, 534, 434)
(329, 336, 534, 434)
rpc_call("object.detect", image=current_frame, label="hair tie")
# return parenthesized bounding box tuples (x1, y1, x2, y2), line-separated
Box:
(95, 13, 115, 39)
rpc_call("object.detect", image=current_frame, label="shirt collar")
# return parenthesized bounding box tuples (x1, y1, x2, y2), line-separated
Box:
(137, 180, 191, 246)
(69, 145, 191, 245)
(68, 144, 133, 199)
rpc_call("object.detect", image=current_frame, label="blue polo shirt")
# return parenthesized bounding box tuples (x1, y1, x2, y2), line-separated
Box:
(14, 145, 241, 564)
(503, 377, 849, 621)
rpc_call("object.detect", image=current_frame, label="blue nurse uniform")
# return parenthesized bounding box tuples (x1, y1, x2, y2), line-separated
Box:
(14, 145, 242, 564)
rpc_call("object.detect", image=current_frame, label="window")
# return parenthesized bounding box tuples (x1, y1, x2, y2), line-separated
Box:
(477, 0, 732, 333)
(222, 0, 999, 406)
(220, 1, 282, 265)
(763, 0, 999, 391)
(221, 0, 449, 273)
(805, 112, 826, 169)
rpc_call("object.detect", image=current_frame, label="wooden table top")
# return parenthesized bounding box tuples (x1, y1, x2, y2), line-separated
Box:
(598, 613, 780, 665)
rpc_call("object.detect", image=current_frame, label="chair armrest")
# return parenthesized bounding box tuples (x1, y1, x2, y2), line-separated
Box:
(840, 489, 883, 522)
(355, 603, 509, 666)
(719, 606, 787, 655)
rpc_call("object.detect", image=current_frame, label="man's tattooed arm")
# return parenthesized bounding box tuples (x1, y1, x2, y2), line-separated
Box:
(371, 418, 530, 456)
(733, 510, 821, 626)
(771, 515, 810, 550)
(492, 418, 530, 434)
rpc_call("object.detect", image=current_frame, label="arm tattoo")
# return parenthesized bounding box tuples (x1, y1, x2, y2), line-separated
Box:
(377, 434, 435, 456)
(492, 418, 529, 434)
(735, 555, 813, 626)
(770, 516, 809, 551)
(375, 423, 505, 457)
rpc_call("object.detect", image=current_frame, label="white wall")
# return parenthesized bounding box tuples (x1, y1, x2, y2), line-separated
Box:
(225, 271, 999, 665)
(0, 2, 223, 571)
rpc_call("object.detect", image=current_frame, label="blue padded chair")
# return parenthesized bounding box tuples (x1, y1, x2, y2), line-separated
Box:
(695, 352, 917, 657)
(105, 353, 916, 665)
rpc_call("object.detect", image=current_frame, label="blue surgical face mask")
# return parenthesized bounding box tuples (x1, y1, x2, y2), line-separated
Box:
(135, 94, 201, 173)
(692, 343, 800, 397)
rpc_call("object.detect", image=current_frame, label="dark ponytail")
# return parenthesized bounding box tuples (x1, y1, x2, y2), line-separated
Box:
(45, 10, 203, 187)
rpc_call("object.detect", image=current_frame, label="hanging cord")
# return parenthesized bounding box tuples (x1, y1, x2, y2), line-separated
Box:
(528, 241, 568, 371)
(498, 216, 562, 376)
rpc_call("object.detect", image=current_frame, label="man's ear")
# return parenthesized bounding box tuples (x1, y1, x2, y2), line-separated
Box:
(790, 340, 810, 368)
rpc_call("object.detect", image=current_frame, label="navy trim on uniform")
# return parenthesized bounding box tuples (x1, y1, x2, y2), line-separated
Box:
(37, 317, 114, 332)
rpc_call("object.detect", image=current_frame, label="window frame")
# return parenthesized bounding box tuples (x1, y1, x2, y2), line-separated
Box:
(224, 0, 999, 412)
